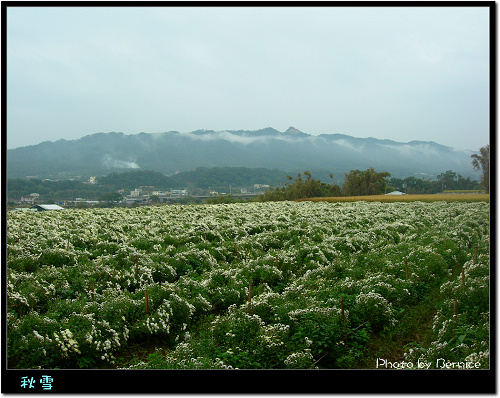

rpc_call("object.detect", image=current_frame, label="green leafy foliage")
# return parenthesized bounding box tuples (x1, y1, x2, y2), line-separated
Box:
(7, 200, 489, 369)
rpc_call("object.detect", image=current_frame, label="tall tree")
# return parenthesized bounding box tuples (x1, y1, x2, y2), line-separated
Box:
(471, 145, 489, 193)
(343, 168, 390, 196)
(257, 171, 341, 201)
(437, 170, 458, 192)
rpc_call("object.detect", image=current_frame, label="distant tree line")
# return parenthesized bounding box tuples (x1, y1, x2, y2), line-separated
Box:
(171, 167, 288, 190)
(256, 166, 483, 202)
(8, 143, 488, 204)
(388, 170, 479, 194)
(98, 170, 181, 191)
(257, 168, 390, 201)
(254, 145, 489, 201)
(98, 167, 288, 192)
(7, 178, 108, 203)
(7, 167, 483, 205)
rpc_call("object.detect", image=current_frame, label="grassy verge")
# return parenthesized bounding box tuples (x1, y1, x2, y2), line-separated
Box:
(297, 194, 489, 203)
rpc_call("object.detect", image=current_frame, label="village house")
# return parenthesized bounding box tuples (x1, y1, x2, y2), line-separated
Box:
(20, 193, 40, 205)
(171, 189, 188, 197)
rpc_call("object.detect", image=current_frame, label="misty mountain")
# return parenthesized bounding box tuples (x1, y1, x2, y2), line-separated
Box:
(6, 127, 479, 180)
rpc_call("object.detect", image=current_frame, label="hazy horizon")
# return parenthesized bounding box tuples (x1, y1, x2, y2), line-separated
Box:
(7, 6, 490, 151)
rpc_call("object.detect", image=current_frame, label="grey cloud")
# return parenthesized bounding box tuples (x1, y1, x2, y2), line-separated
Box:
(330, 139, 365, 152)
(183, 131, 312, 145)
(102, 154, 139, 169)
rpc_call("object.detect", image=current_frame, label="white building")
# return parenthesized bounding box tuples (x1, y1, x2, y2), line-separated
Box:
(20, 193, 40, 204)
(385, 191, 406, 195)
(171, 189, 188, 197)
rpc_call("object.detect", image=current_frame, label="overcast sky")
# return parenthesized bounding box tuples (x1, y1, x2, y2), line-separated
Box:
(7, 5, 490, 151)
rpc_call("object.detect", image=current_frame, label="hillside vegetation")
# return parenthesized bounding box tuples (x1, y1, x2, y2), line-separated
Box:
(7, 128, 478, 180)
(7, 168, 288, 202)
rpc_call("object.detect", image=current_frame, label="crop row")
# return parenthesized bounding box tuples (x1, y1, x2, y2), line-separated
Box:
(7, 200, 489, 369)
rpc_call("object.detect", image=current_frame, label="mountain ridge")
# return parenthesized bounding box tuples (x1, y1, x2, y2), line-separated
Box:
(7, 127, 477, 180)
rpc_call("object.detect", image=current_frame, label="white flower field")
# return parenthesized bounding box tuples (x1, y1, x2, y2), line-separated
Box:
(7, 200, 489, 369)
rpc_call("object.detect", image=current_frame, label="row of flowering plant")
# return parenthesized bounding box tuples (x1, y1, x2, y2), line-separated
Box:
(7, 200, 489, 368)
(404, 244, 489, 368)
